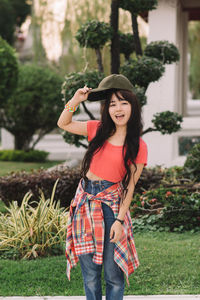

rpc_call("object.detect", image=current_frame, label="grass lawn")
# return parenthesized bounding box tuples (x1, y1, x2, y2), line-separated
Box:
(0, 231, 199, 296)
(0, 160, 64, 176)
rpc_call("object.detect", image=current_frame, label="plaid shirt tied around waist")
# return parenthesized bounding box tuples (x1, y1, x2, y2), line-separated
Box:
(65, 178, 139, 284)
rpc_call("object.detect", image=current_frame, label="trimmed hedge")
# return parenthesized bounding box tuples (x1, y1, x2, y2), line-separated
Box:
(0, 150, 49, 162)
(131, 187, 200, 232)
(0, 167, 162, 210)
(0, 168, 81, 209)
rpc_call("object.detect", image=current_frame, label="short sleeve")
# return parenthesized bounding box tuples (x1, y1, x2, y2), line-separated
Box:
(87, 120, 101, 142)
(134, 138, 148, 166)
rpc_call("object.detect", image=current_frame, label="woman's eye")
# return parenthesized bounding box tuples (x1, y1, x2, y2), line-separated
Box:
(122, 102, 128, 105)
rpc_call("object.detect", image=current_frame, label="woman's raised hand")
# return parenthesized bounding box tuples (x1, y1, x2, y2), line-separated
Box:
(70, 86, 92, 106)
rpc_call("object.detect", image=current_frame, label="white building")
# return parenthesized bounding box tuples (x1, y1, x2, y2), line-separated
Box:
(1, 0, 200, 167)
(143, 0, 200, 167)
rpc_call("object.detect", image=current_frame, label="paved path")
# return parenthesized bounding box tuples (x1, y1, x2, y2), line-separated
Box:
(0, 296, 200, 300)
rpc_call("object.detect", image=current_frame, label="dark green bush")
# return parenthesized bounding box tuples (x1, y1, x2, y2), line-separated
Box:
(152, 111, 183, 134)
(0, 36, 18, 105)
(75, 20, 112, 49)
(0, 168, 81, 209)
(9, 0, 31, 26)
(133, 86, 147, 107)
(0, 0, 15, 44)
(120, 0, 158, 14)
(1, 64, 63, 150)
(0, 150, 49, 162)
(183, 143, 200, 182)
(131, 187, 200, 232)
(144, 40, 180, 64)
(119, 32, 135, 59)
(62, 70, 104, 102)
(121, 57, 165, 89)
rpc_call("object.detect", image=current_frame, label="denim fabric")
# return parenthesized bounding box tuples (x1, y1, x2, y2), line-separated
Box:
(78, 178, 124, 300)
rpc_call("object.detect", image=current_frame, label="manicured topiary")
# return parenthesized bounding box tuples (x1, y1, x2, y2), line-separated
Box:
(119, 32, 135, 60)
(144, 40, 180, 64)
(75, 20, 112, 49)
(119, 0, 158, 14)
(62, 70, 104, 102)
(152, 111, 183, 135)
(121, 57, 165, 90)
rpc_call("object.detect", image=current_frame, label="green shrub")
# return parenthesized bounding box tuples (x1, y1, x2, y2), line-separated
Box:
(133, 86, 147, 107)
(119, 0, 158, 14)
(183, 143, 200, 182)
(75, 20, 112, 49)
(152, 111, 183, 134)
(121, 57, 165, 89)
(62, 70, 104, 102)
(9, 0, 31, 26)
(1, 64, 63, 150)
(119, 32, 135, 59)
(0, 180, 68, 260)
(0, 36, 18, 104)
(0, 0, 15, 44)
(131, 187, 200, 232)
(0, 168, 81, 209)
(144, 40, 180, 64)
(0, 149, 49, 162)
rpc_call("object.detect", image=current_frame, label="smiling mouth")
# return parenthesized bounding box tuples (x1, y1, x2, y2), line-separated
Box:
(115, 114, 125, 119)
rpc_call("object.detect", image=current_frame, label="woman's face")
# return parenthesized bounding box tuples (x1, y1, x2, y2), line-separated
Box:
(108, 92, 132, 127)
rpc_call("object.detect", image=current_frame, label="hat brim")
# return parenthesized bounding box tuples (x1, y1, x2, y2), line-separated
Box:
(87, 88, 114, 102)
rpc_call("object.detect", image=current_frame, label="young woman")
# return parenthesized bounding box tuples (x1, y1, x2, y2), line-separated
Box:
(57, 74, 148, 300)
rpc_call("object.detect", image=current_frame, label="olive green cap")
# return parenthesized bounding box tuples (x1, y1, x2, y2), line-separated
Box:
(87, 74, 134, 101)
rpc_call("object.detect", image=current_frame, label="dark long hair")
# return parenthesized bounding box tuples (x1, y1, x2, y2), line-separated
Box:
(81, 89, 143, 200)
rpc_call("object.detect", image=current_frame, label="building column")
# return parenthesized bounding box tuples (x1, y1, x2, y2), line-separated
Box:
(143, 0, 182, 167)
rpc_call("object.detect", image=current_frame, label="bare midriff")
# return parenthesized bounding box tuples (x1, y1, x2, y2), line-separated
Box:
(86, 169, 104, 181)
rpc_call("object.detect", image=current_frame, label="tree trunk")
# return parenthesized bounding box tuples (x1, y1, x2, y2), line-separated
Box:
(131, 13, 143, 56)
(110, 0, 120, 74)
(14, 134, 33, 150)
(95, 48, 104, 73)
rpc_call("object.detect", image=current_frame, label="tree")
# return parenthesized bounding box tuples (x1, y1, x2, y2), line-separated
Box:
(0, 37, 18, 105)
(0, 64, 63, 150)
(119, 0, 158, 57)
(61, 0, 183, 148)
(75, 20, 112, 73)
(0, 0, 31, 44)
(9, 0, 31, 27)
(0, 0, 15, 44)
(110, 0, 120, 73)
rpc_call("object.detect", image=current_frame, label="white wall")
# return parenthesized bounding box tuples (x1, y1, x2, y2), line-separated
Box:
(142, 0, 200, 167)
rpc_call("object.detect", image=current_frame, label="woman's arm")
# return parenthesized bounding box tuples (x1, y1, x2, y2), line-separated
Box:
(57, 86, 91, 136)
(110, 163, 144, 243)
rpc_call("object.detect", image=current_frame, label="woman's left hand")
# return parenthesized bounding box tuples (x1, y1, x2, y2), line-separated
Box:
(109, 220, 123, 243)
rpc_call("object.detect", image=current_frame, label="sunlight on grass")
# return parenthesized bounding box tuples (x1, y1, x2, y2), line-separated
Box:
(0, 161, 64, 176)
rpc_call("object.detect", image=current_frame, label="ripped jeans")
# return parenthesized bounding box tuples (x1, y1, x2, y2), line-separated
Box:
(78, 178, 124, 300)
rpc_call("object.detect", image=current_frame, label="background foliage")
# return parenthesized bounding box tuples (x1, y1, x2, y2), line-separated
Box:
(0, 36, 18, 104)
(0, 64, 63, 150)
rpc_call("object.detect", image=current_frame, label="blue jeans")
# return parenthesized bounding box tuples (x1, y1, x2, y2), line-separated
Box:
(78, 178, 124, 300)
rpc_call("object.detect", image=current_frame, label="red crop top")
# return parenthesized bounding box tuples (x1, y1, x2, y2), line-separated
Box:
(87, 120, 148, 182)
